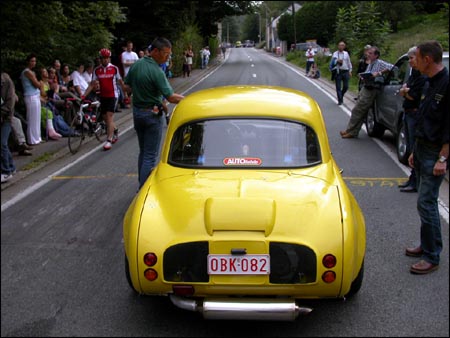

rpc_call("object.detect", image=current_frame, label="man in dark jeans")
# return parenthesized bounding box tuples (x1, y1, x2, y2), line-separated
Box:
(125, 37, 184, 189)
(405, 40, 448, 275)
(397, 46, 428, 193)
(331, 41, 353, 105)
(340, 46, 393, 139)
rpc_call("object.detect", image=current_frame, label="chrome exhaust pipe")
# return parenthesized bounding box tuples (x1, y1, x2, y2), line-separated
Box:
(170, 295, 312, 321)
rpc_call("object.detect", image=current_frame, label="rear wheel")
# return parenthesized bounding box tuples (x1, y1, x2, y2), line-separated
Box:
(68, 113, 84, 154)
(125, 255, 139, 293)
(396, 119, 409, 165)
(345, 260, 364, 298)
(365, 107, 385, 138)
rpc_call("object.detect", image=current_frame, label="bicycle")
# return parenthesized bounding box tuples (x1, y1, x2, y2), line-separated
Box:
(68, 99, 107, 154)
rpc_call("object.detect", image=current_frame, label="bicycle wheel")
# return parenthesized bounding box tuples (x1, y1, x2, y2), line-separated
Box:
(94, 121, 107, 143)
(68, 113, 84, 154)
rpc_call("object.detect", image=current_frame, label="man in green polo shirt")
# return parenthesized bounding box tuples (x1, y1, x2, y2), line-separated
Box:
(125, 37, 184, 189)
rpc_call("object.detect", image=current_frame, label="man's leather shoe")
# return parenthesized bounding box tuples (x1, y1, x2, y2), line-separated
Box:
(18, 149, 32, 156)
(18, 143, 33, 152)
(339, 130, 347, 136)
(405, 246, 423, 257)
(398, 181, 410, 188)
(400, 186, 417, 193)
(341, 132, 355, 139)
(410, 260, 438, 274)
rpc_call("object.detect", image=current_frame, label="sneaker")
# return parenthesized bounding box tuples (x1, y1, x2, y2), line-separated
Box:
(112, 128, 119, 144)
(103, 140, 112, 151)
(1, 174, 12, 183)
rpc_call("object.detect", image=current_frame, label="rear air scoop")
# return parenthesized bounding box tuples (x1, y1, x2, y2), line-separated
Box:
(204, 197, 275, 236)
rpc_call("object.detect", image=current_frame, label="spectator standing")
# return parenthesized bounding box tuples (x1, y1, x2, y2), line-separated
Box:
(397, 46, 428, 193)
(184, 45, 194, 77)
(138, 50, 145, 58)
(202, 46, 211, 69)
(11, 116, 33, 156)
(357, 45, 372, 91)
(221, 43, 227, 59)
(124, 37, 184, 189)
(405, 40, 448, 275)
(84, 48, 128, 151)
(20, 53, 42, 145)
(121, 41, 139, 77)
(331, 41, 352, 105)
(340, 46, 393, 139)
(1, 72, 17, 183)
(305, 45, 315, 74)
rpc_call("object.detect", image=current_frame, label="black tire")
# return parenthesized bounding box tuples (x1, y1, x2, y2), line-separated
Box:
(345, 260, 364, 298)
(365, 107, 385, 138)
(125, 255, 139, 293)
(68, 113, 84, 154)
(396, 119, 409, 165)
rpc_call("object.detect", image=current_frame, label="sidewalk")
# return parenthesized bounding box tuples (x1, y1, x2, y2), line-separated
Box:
(1, 53, 226, 192)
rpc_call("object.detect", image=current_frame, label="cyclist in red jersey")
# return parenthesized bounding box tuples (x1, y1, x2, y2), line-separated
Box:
(84, 48, 129, 150)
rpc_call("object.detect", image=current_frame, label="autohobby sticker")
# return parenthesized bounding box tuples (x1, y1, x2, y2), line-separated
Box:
(223, 157, 262, 166)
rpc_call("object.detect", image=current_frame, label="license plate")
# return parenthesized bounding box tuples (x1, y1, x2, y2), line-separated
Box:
(207, 254, 270, 275)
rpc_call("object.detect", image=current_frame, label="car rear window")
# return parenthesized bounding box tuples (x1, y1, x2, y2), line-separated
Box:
(169, 118, 321, 168)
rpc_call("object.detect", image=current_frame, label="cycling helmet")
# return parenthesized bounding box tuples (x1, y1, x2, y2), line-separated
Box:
(99, 48, 111, 58)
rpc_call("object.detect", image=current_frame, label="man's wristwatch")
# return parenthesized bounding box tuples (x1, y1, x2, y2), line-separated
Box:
(438, 155, 447, 163)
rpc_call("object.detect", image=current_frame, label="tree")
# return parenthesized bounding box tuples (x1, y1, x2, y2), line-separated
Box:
(295, 1, 349, 46)
(1, 1, 126, 81)
(334, 1, 391, 57)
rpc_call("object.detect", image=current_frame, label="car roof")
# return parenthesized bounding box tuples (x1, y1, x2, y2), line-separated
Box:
(170, 85, 323, 127)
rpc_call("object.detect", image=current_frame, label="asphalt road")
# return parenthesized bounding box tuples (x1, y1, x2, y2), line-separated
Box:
(1, 48, 448, 337)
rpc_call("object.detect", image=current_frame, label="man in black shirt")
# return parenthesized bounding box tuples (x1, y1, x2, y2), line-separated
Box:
(405, 41, 449, 275)
(397, 46, 428, 192)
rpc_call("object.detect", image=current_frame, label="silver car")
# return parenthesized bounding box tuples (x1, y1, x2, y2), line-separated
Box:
(365, 51, 449, 164)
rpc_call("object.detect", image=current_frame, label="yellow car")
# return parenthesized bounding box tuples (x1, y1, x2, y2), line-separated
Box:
(235, 40, 242, 48)
(123, 85, 366, 321)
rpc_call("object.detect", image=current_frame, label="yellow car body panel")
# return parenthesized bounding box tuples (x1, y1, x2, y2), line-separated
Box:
(123, 85, 366, 313)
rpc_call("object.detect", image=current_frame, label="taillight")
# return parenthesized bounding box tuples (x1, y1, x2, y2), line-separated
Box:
(144, 268, 158, 281)
(322, 271, 336, 283)
(322, 254, 337, 268)
(143, 253, 157, 266)
(172, 285, 195, 296)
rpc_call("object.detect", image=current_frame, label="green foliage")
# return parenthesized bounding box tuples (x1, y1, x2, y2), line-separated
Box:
(294, 1, 347, 46)
(171, 24, 203, 76)
(208, 37, 219, 60)
(334, 1, 391, 57)
(242, 13, 261, 42)
(1, 1, 126, 81)
(277, 13, 294, 44)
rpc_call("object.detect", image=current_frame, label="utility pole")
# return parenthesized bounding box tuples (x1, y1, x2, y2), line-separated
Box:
(258, 12, 261, 44)
(292, 2, 297, 47)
